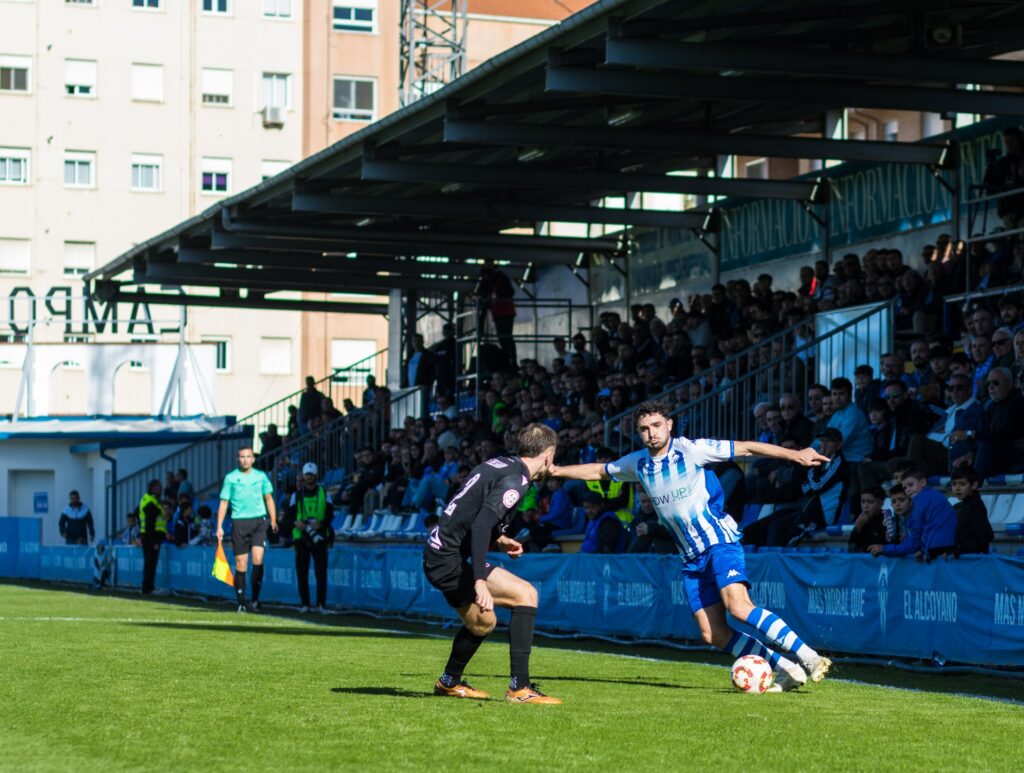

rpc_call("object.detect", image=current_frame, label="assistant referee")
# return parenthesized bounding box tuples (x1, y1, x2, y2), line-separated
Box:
(217, 446, 277, 612)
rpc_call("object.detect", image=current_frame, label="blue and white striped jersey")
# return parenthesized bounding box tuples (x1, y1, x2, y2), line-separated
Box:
(605, 436, 740, 561)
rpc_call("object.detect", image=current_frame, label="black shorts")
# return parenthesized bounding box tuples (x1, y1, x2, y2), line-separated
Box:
(423, 552, 494, 608)
(231, 517, 269, 556)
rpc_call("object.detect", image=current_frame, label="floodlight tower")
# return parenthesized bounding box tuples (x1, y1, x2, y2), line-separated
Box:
(399, 0, 469, 106)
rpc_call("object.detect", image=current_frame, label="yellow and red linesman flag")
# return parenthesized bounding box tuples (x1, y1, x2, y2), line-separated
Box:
(212, 542, 234, 586)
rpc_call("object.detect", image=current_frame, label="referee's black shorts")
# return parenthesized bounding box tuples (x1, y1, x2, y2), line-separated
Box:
(423, 551, 494, 608)
(231, 516, 269, 556)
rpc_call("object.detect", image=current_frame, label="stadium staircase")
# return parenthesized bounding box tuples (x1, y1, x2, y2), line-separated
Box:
(109, 349, 387, 527)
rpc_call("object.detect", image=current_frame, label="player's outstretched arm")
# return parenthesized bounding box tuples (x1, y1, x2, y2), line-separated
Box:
(733, 441, 829, 467)
(547, 462, 609, 481)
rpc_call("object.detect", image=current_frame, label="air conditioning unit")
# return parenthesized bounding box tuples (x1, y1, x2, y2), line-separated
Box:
(262, 105, 285, 128)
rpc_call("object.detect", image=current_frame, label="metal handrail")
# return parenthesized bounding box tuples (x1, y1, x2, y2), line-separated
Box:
(605, 302, 892, 454)
(601, 313, 812, 449)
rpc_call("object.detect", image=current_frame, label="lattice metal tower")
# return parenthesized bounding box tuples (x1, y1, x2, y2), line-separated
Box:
(399, 0, 469, 107)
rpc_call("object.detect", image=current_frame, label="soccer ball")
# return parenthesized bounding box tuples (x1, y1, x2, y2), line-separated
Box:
(731, 655, 774, 694)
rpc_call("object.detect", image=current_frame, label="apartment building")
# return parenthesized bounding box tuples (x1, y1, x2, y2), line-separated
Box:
(0, 0, 587, 417)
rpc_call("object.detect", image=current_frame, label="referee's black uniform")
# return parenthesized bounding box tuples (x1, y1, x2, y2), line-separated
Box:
(423, 456, 530, 607)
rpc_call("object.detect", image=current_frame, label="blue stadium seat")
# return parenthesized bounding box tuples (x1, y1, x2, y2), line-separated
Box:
(552, 507, 586, 538)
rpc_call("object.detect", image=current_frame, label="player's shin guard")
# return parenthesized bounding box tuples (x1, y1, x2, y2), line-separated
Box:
(746, 606, 818, 666)
(508, 605, 537, 690)
(250, 564, 264, 603)
(440, 626, 487, 686)
(234, 570, 247, 606)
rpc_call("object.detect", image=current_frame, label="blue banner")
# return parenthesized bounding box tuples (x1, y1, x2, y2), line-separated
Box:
(2, 518, 1022, 667)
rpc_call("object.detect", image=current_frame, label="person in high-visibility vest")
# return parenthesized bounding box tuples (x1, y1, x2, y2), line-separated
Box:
(138, 479, 166, 594)
(288, 462, 334, 613)
(585, 448, 634, 524)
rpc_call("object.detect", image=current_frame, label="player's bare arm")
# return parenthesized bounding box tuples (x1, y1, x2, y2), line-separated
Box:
(495, 534, 524, 558)
(733, 441, 829, 467)
(216, 499, 228, 541)
(264, 493, 278, 531)
(547, 462, 609, 481)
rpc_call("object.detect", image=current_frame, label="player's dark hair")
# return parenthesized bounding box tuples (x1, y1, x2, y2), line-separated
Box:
(238, 446, 254, 454)
(516, 423, 558, 458)
(950, 465, 980, 485)
(633, 400, 672, 427)
(902, 464, 929, 482)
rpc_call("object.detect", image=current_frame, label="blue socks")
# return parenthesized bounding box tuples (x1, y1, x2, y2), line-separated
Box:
(746, 606, 816, 667)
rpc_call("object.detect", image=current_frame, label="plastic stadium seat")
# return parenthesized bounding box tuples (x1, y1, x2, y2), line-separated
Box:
(981, 494, 998, 514)
(384, 514, 414, 539)
(340, 514, 365, 538)
(552, 507, 586, 538)
(987, 475, 1007, 486)
(1004, 474, 1024, 486)
(1001, 493, 1024, 526)
(334, 513, 354, 534)
(988, 495, 1014, 529)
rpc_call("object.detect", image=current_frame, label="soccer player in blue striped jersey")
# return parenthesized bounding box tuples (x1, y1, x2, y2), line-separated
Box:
(550, 400, 833, 691)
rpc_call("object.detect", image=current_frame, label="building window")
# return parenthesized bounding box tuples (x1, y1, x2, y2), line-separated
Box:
(0, 238, 31, 275)
(131, 63, 163, 102)
(64, 151, 96, 189)
(261, 72, 291, 110)
(132, 0, 160, 8)
(745, 158, 767, 180)
(262, 0, 291, 19)
(332, 77, 375, 122)
(261, 159, 290, 181)
(202, 337, 232, 372)
(0, 55, 31, 93)
(332, 1, 376, 33)
(201, 157, 231, 194)
(202, 0, 229, 14)
(65, 0, 95, 5)
(200, 67, 233, 106)
(259, 337, 291, 375)
(131, 153, 162, 192)
(0, 148, 30, 186)
(64, 58, 97, 97)
(63, 241, 95, 276)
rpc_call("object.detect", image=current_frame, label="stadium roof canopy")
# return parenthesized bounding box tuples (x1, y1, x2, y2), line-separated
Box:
(86, 0, 1024, 315)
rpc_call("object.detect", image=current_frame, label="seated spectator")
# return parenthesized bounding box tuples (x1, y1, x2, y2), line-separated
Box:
(626, 490, 675, 554)
(171, 497, 197, 547)
(750, 436, 805, 504)
(826, 378, 871, 462)
(91, 540, 113, 590)
(848, 487, 894, 554)
(854, 365, 883, 414)
(118, 512, 141, 546)
(522, 477, 574, 552)
(906, 374, 982, 475)
(869, 465, 956, 561)
(1013, 328, 1024, 391)
(886, 484, 911, 544)
(194, 505, 215, 546)
(858, 379, 935, 489)
(579, 491, 626, 554)
(992, 327, 1015, 369)
(970, 367, 1024, 479)
(778, 393, 814, 449)
(583, 447, 633, 523)
(970, 335, 996, 397)
(949, 466, 994, 556)
(335, 447, 385, 515)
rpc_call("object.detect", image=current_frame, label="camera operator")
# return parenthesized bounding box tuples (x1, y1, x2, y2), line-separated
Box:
(288, 462, 334, 613)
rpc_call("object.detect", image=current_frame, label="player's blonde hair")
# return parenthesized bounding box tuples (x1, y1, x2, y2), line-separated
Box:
(517, 423, 558, 458)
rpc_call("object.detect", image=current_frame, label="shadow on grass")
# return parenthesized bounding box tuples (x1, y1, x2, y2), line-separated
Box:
(473, 673, 695, 691)
(331, 686, 434, 699)
(130, 621, 438, 639)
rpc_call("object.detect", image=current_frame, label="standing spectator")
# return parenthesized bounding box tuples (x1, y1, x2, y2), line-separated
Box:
(362, 375, 377, 408)
(431, 323, 458, 398)
(478, 266, 518, 369)
(286, 405, 299, 439)
(163, 471, 179, 501)
(171, 497, 197, 547)
(407, 334, 436, 394)
(59, 490, 94, 546)
(176, 469, 194, 502)
(950, 466, 994, 556)
(826, 378, 872, 462)
(138, 479, 166, 594)
(579, 491, 626, 554)
(289, 462, 333, 613)
(259, 424, 284, 457)
(298, 376, 325, 436)
(970, 367, 1024, 479)
(216, 447, 278, 613)
(869, 466, 956, 561)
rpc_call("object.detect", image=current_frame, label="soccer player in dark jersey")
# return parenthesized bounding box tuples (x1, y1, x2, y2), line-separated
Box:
(423, 423, 562, 705)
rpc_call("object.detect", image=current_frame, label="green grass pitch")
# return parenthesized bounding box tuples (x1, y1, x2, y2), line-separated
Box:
(2, 582, 1021, 772)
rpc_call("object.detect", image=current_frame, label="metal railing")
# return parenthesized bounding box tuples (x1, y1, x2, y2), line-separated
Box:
(964, 181, 1024, 295)
(605, 302, 893, 454)
(107, 349, 388, 527)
